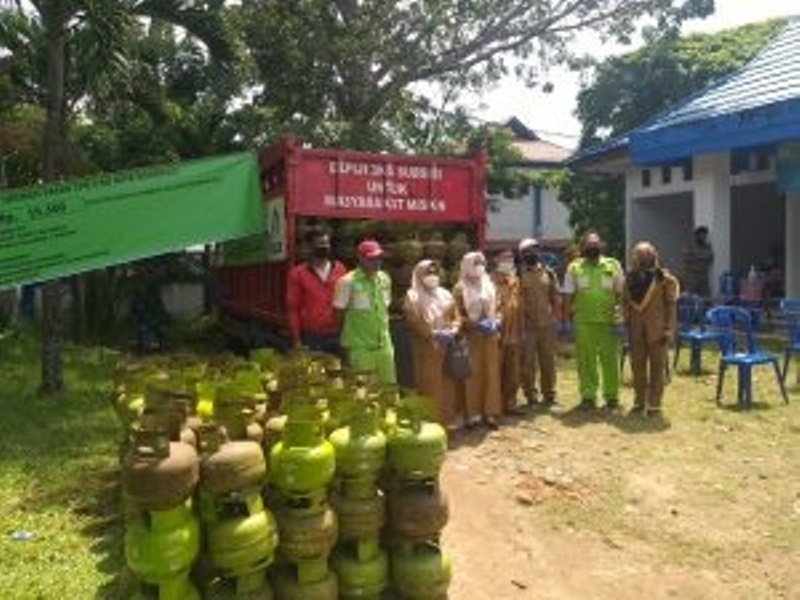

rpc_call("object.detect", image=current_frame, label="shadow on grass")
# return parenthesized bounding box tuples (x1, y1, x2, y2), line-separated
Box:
(72, 469, 135, 599)
(551, 404, 671, 434)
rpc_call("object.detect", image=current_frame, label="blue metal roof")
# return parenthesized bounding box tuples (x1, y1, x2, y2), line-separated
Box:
(630, 18, 800, 164)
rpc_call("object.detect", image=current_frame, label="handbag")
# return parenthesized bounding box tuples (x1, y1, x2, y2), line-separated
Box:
(443, 334, 471, 380)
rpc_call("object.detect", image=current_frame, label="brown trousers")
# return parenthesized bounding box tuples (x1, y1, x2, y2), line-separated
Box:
(462, 330, 502, 421)
(521, 325, 557, 400)
(500, 343, 521, 411)
(630, 338, 668, 409)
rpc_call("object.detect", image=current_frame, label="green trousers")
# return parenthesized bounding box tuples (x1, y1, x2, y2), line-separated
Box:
(574, 322, 620, 401)
(347, 345, 397, 385)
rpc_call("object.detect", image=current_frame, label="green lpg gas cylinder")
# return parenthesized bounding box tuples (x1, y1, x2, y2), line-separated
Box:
(328, 407, 386, 484)
(332, 546, 388, 600)
(132, 576, 200, 600)
(206, 492, 279, 576)
(271, 567, 338, 600)
(125, 500, 200, 586)
(386, 421, 446, 481)
(390, 543, 452, 600)
(270, 421, 335, 495)
(205, 573, 274, 600)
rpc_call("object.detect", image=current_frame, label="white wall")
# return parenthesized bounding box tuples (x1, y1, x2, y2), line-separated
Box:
(628, 193, 692, 273)
(788, 191, 800, 298)
(541, 187, 572, 240)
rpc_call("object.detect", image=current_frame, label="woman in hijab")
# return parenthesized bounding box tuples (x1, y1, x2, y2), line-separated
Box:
(403, 259, 461, 428)
(452, 251, 503, 429)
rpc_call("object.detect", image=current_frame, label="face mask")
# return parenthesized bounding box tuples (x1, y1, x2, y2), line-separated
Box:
(522, 253, 539, 265)
(312, 246, 331, 259)
(638, 257, 656, 270)
(422, 274, 440, 289)
(473, 265, 486, 278)
(583, 247, 600, 260)
(496, 261, 515, 275)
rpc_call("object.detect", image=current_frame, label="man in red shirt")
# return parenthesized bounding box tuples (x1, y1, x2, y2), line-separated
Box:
(286, 226, 347, 354)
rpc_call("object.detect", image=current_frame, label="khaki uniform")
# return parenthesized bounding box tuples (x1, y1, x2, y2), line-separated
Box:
(402, 296, 461, 427)
(519, 264, 559, 402)
(453, 283, 502, 422)
(623, 269, 679, 411)
(681, 243, 713, 298)
(493, 273, 523, 411)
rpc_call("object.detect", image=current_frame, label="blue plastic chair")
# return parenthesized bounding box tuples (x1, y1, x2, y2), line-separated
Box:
(780, 298, 800, 383)
(673, 293, 720, 375)
(706, 306, 788, 408)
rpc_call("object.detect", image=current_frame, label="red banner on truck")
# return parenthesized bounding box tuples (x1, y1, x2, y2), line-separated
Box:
(281, 146, 482, 222)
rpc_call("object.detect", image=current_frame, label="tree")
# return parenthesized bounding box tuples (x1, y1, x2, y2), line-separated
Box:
(560, 18, 786, 256)
(239, 0, 715, 150)
(575, 18, 786, 147)
(0, 0, 234, 394)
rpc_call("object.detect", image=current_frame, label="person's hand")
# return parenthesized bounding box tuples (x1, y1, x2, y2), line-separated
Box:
(432, 328, 455, 343)
(478, 318, 501, 334)
(612, 322, 628, 340)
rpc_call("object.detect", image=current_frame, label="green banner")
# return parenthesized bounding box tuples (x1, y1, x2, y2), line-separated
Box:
(0, 152, 264, 289)
(220, 196, 286, 266)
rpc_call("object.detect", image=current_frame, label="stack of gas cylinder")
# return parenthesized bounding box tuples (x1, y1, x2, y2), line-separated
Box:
(196, 405, 277, 599)
(329, 384, 389, 599)
(121, 387, 201, 600)
(385, 394, 451, 599)
(114, 350, 452, 599)
(268, 365, 339, 598)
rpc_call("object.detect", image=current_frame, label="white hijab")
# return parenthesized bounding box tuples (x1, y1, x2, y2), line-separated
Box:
(459, 251, 497, 322)
(406, 259, 453, 328)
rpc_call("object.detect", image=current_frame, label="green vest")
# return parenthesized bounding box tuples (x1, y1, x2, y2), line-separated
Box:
(339, 269, 392, 350)
(568, 257, 621, 323)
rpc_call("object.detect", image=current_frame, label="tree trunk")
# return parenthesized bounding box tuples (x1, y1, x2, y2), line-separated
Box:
(39, 18, 67, 395)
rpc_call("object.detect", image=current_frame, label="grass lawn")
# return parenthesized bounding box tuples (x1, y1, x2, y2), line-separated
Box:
(0, 330, 133, 599)
(0, 328, 798, 598)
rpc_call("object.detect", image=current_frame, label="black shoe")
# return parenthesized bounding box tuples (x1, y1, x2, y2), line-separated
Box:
(604, 398, 620, 411)
(578, 398, 596, 410)
(484, 416, 499, 430)
(628, 404, 645, 416)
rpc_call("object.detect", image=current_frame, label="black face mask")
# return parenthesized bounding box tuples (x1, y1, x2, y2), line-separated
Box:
(312, 246, 331, 259)
(522, 253, 539, 265)
(638, 258, 656, 270)
(583, 247, 600, 260)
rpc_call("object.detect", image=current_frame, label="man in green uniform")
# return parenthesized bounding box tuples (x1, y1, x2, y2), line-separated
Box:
(333, 239, 396, 384)
(562, 232, 625, 410)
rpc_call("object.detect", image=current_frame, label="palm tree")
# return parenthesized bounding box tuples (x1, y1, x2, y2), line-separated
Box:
(2, 0, 234, 394)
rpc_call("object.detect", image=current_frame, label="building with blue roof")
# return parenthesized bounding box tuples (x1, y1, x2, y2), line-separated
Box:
(572, 17, 800, 299)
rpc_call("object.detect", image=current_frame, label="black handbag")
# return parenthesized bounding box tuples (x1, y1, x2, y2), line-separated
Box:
(443, 334, 471, 380)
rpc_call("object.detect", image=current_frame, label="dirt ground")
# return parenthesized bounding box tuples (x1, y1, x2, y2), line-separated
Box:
(439, 388, 800, 600)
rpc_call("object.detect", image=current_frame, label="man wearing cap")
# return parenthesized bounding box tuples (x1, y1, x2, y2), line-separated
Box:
(333, 239, 396, 384)
(518, 238, 560, 408)
(562, 231, 625, 410)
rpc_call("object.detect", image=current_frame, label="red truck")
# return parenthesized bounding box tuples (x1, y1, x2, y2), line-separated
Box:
(214, 136, 486, 380)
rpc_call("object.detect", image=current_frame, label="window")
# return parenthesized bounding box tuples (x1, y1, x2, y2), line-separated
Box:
(641, 169, 651, 188)
(661, 166, 672, 184)
(682, 161, 693, 181)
